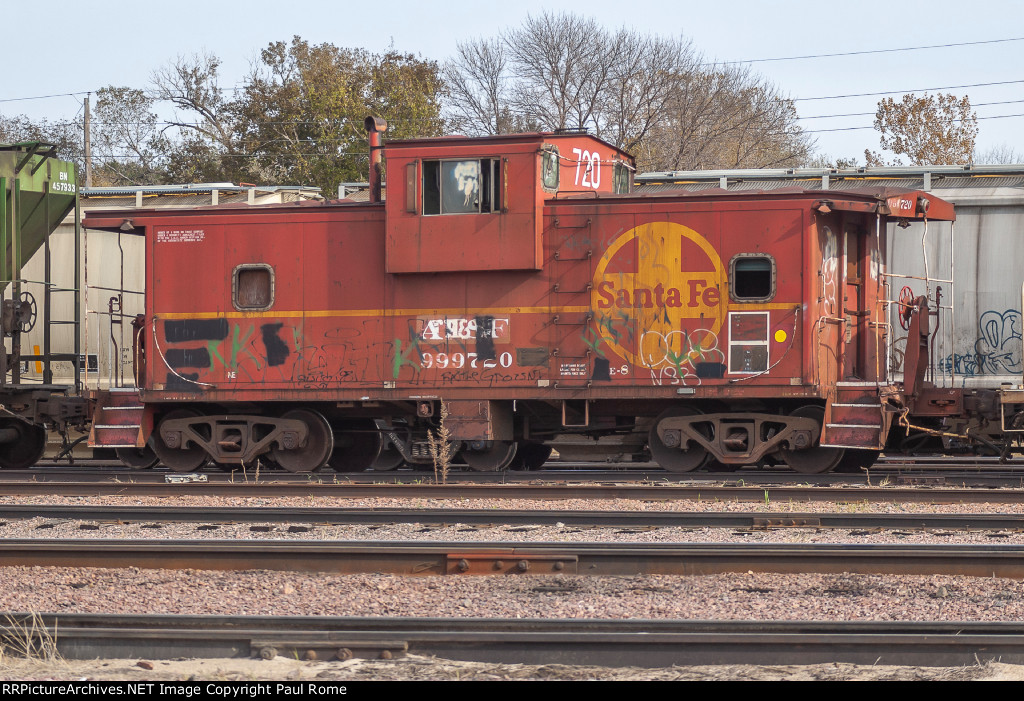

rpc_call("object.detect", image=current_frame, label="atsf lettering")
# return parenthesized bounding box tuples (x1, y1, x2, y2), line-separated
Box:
(417, 317, 509, 342)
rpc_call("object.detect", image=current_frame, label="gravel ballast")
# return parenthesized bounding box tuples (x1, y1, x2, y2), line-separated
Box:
(0, 567, 1020, 622)
(0, 492, 1019, 621)
(1, 490, 1022, 680)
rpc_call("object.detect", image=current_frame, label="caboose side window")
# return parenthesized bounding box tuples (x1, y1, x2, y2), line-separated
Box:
(422, 159, 501, 215)
(405, 162, 418, 213)
(233, 264, 274, 311)
(613, 162, 631, 194)
(541, 146, 559, 191)
(729, 254, 776, 302)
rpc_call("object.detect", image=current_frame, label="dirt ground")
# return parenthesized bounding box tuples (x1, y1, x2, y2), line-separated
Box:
(2, 655, 1022, 681)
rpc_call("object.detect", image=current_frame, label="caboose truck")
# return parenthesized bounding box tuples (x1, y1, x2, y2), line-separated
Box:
(84, 119, 973, 474)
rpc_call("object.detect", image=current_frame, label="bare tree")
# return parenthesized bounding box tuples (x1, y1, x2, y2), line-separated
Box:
(444, 13, 812, 172)
(91, 87, 169, 185)
(600, 31, 697, 153)
(804, 154, 861, 169)
(505, 12, 612, 133)
(444, 38, 512, 135)
(974, 143, 1022, 165)
(152, 52, 236, 150)
(638, 64, 813, 172)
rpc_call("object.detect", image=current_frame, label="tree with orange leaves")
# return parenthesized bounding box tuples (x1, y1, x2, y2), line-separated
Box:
(865, 93, 977, 166)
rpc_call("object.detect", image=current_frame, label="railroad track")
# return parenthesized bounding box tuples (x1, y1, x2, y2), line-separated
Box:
(15, 462, 1024, 488)
(10, 613, 1024, 667)
(6, 539, 1024, 577)
(7, 504, 1024, 531)
(1, 480, 1024, 503)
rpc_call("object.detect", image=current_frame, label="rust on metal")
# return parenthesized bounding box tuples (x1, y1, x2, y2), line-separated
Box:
(444, 551, 578, 575)
(365, 116, 387, 204)
(752, 516, 822, 529)
(251, 638, 407, 661)
(6, 540, 1024, 579)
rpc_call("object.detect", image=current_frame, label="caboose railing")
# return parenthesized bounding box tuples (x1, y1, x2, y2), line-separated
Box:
(881, 217, 956, 388)
(82, 225, 144, 390)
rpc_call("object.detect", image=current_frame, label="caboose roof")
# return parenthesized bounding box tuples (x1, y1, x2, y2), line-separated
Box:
(384, 130, 623, 153)
(84, 184, 955, 233)
(547, 184, 955, 221)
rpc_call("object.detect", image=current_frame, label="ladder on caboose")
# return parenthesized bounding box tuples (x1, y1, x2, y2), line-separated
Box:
(88, 387, 145, 448)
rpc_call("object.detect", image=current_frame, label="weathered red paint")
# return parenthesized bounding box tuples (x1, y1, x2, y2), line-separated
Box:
(83, 131, 957, 470)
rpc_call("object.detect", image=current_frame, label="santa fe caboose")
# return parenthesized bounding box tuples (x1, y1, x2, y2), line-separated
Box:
(83, 118, 970, 474)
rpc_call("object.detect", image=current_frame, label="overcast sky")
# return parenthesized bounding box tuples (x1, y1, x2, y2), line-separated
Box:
(4, 0, 1022, 165)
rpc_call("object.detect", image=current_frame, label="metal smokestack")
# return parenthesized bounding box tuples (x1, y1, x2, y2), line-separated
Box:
(364, 116, 387, 203)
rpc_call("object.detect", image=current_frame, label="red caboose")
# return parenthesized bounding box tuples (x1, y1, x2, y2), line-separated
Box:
(84, 122, 955, 473)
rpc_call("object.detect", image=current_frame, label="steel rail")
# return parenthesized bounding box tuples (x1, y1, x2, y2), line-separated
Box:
(0, 480, 1023, 503)
(9, 613, 1024, 667)
(31, 455, 1024, 469)
(6, 539, 1024, 578)
(8, 504, 1024, 531)
(17, 464, 1024, 488)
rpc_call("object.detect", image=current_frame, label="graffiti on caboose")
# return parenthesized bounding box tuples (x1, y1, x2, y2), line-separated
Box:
(160, 319, 267, 386)
(590, 221, 727, 385)
(937, 352, 980, 376)
(294, 325, 374, 389)
(160, 318, 377, 388)
(820, 226, 838, 316)
(639, 328, 726, 386)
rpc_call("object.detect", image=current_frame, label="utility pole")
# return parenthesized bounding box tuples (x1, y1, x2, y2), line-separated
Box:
(83, 95, 92, 188)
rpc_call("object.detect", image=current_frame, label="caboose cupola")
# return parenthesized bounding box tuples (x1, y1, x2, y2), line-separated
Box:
(382, 131, 633, 274)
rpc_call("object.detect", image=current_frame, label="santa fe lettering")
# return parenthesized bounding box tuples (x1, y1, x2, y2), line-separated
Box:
(596, 280, 720, 309)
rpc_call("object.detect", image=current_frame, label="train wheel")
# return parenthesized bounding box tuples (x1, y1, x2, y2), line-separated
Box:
(152, 409, 209, 473)
(648, 408, 711, 472)
(510, 442, 552, 470)
(777, 405, 844, 474)
(835, 449, 880, 472)
(329, 420, 382, 472)
(0, 420, 47, 469)
(272, 409, 334, 473)
(371, 447, 404, 471)
(462, 441, 517, 471)
(370, 423, 407, 470)
(115, 443, 159, 470)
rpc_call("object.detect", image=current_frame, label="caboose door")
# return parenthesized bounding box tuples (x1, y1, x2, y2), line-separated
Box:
(843, 223, 867, 380)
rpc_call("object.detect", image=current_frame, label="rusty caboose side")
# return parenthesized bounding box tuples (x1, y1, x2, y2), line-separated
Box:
(83, 125, 956, 473)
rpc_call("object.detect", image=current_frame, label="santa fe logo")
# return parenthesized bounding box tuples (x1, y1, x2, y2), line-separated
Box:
(591, 221, 728, 369)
